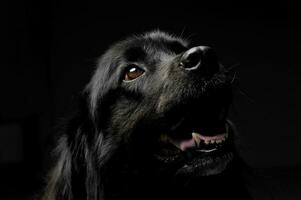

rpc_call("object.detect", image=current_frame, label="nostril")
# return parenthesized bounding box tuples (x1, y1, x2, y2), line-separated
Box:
(179, 46, 220, 78)
(180, 46, 212, 70)
(180, 49, 202, 70)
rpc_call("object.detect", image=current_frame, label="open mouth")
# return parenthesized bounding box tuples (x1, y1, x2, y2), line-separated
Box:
(154, 122, 234, 176)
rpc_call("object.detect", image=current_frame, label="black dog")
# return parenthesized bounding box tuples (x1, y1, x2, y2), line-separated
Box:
(41, 31, 251, 200)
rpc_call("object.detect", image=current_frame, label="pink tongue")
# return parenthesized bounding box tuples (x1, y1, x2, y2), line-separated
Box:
(179, 138, 196, 151)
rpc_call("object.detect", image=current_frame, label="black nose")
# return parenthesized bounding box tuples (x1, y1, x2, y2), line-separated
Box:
(179, 46, 220, 78)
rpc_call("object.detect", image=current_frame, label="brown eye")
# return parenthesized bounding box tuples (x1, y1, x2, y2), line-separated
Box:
(124, 65, 145, 81)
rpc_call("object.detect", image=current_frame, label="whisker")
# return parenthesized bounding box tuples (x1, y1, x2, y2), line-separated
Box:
(234, 86, 255, 103)
(230, 71, 237, 84)
(226, 63, 241, 73)
(185, 33, 198, 42)
(179, 26, 186, 39)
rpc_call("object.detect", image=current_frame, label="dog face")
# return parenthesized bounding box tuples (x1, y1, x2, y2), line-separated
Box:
(87, 31, 234, 177)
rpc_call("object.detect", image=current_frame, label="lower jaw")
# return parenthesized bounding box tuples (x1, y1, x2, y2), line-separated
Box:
(154, 146, 234, 177)
(176, 151, 234, 176)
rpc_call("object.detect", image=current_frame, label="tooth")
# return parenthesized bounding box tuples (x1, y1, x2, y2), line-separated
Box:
(217, 140, 222, 144)
(205, 140, 210, 144)
(192, 133, 201, 146)
(210, 140, 215, 144)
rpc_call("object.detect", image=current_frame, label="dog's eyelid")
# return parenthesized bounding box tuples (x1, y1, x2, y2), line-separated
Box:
(126, 63, 147, 71)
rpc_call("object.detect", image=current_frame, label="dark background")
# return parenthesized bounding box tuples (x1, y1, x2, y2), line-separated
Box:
(2, 1, 301, 199)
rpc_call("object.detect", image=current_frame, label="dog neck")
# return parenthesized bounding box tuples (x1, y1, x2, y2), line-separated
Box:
(104, 155, 251, 200)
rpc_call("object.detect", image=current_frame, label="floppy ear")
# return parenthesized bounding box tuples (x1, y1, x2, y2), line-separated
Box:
(41, 91, 119, 200)
(86, 48, 121, 121)
(42, 48, 121, 200)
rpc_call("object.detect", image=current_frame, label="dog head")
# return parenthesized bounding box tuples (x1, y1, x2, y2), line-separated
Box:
(86, 30, 234, 177)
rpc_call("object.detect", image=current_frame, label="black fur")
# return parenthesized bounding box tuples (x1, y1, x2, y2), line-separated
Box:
(41, 31, 251, 200)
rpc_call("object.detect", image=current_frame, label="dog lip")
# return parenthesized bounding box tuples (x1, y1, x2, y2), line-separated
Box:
(178, 151, 234, 176)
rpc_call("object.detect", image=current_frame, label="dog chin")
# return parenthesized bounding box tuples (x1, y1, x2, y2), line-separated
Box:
(176, 151, 234, 177)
